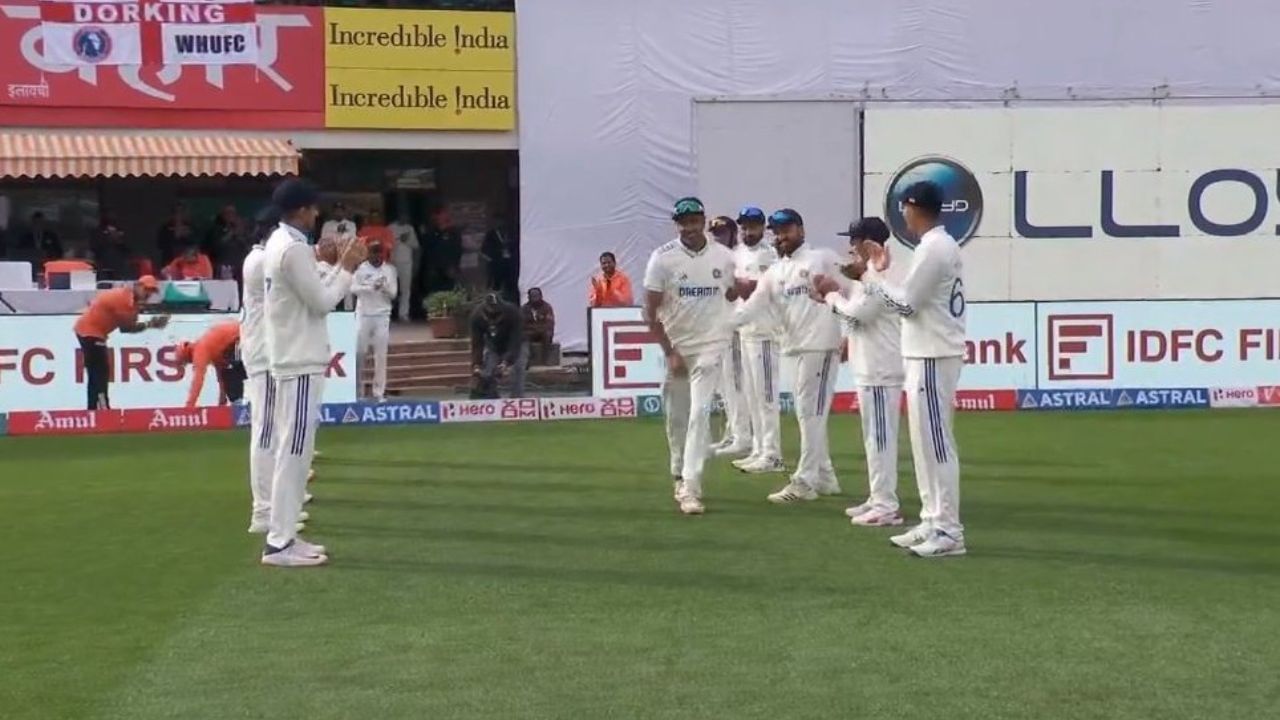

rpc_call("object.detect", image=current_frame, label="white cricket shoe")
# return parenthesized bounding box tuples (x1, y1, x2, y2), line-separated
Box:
(298, 511, 310, 522)
(295, 537, 327, 557)
(303, 492, 314, 505)
(767, 481, 818, 504)
(261, 543, 328, 568)
(741, 457, 786, 474)
(714, 441, 752, 458)
(672, 476, 684, 502)
(890, 524, 933, 549)
(909, 530, 967, 558)
(844, 501, 874, 519)
(307, 469, 316, 483)
(709, 437, 732, 452)
(731, 454, 761, 470)
(248, 519, 268, 534)
(851, 508, 904, 527)
(678, 495, 705, 515)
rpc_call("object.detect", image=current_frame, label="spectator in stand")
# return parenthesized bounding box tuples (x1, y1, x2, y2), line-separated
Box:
(175, 320, 244, 408)
(206, 204, 250, 279)
(164, 242, 214, 280)
(470, 292, 527, 398)
(320, 202, 357, 243)
(73, 276, 169, 409)
(156, 202, 193, 266)
(521, 287, 555, 366)
(90, 212, 132, 280)
(481, 211, 518, 301)
(359, 208, 395, 258)
(22, 211, 62, 262)
(589, 251, 634, 307)
(388, 207, 419, 321)
(419, 206, 462, 296)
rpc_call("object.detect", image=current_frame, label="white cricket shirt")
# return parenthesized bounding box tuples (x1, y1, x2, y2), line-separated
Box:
(733, 240, 781, 341)
(825, 266, 905, 386)
(643, 238, 737, 355)
(352, 261, 398, 317)
(239, 244, 269, 376)
(865, 225, 966, 358)
(263, 222, 353, 377)
(735, 244, 845, 354)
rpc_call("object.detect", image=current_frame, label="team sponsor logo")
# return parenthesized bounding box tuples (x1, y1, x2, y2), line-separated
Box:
(71, 26, 112, 63)
(7, 409, 116, 435)
(539, 397, 636, 421)
(1209, 387, 1258, 409)
(120, 406, 234, 432)
(885, 156, 984, 248)
(439, 398, 539, 423)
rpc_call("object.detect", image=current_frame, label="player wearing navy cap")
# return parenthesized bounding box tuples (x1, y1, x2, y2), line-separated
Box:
(729, 206, 784, 473)
(845, 182, 967, 557)
(643, 197, 739, 515)
(814, 218, 906, 527)
(734, 208, 847, 503)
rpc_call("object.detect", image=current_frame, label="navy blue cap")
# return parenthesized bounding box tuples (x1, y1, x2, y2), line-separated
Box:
(254, 204, 280, 225)
(837, 217, 891, 244)
(901, 181, 943, 214)
(767, 208, 803, 228)
(672, 196, 706, 219)
(737, 206, 766, 223)
(271, 178, 320, 213)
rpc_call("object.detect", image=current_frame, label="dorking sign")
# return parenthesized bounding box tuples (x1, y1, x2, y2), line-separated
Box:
(0, 1, 323, 127)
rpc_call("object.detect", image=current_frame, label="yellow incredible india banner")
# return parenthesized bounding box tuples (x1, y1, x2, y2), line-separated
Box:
(323, 8, 514, 72)
(325, 69, 515, 130)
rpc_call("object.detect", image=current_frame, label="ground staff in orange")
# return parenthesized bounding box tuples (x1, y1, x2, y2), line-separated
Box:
(175, 321, 244, 408)
(72, 275, 169, 409)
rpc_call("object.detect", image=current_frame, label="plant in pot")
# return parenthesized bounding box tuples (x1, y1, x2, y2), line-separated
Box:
(424, 288, 471, 339)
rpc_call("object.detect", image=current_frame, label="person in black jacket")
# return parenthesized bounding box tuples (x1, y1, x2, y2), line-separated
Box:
(470, 292, 526, 398)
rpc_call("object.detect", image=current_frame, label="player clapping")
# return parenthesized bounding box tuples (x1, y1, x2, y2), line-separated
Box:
(843, 182, 968, 558)
(733, 209, 847, 503)
(812, 218, 905, 527)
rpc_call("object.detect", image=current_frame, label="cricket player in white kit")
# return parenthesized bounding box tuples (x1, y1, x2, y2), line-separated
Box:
(644, 197, 740, 516)
(706, 216, 752, 457)
(852, 182, 967, 558)
(734, 208, 847, 503)
(729, 206, 783, 473)
(351, 242, 397, 402)
(240, 211, 278, 534)
(815, 218, 906, 527)
(260, 180, 366, 567)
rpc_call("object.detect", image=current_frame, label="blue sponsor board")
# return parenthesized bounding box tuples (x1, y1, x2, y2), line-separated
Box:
(319, 401, 441, 426)
(637, 395, 664, 417)
(1018, 388, 1210, 411)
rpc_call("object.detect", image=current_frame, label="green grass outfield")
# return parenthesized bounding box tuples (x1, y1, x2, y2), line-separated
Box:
(2, 411, 1278, 720)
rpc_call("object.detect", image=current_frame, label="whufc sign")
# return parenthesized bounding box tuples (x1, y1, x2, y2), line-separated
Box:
(38, 0, 259, 66)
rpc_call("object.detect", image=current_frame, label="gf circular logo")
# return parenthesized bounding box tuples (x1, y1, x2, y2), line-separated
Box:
(884, 156, 983, 248)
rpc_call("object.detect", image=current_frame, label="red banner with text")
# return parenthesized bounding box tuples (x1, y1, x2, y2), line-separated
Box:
(0, 1, 323, 128)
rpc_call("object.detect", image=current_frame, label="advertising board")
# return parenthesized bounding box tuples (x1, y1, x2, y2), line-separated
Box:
(0, 313, 357, 412)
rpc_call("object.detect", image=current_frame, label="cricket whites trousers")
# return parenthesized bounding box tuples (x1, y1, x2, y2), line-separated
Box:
(792, 350, 840, 488)
(266, 373, 324, 550)
(357, 313, 391, 399)
(857, 385, 903, 512)
(663, 350, 724, 498)
(246, 372, 276, 525)
(904, 356, 964, 537)
(717, 332, 751, 446)
(739, 336, 781, 461)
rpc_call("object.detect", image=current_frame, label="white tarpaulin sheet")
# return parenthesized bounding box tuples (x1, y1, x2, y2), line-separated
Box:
(516, 0, 1280, 350)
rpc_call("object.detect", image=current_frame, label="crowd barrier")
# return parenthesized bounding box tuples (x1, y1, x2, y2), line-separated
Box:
(1, 386, 1276, 437)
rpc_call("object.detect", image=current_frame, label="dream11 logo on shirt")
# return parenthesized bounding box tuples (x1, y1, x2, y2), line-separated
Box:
(884, 156, 984, 249)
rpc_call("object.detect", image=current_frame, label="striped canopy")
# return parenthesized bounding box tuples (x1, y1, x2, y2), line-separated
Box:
(0, 133, 299, 179)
